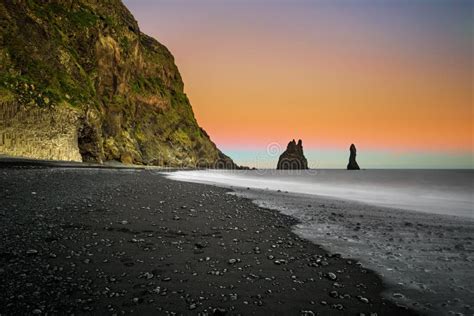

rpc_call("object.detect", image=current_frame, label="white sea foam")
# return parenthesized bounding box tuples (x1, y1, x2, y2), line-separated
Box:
(165, 169, 473, 219)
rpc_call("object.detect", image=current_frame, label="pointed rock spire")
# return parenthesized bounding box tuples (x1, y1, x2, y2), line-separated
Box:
(347, 144, 360, 170)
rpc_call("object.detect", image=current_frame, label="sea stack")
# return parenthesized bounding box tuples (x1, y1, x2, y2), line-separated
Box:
(347, 144, 360, 170)
(277, 139, 309, 170)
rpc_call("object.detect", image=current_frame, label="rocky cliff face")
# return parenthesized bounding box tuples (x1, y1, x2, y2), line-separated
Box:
(277, 139, 308, 170)
(0, 0, 235, 167)
(347, 144, 360, 170)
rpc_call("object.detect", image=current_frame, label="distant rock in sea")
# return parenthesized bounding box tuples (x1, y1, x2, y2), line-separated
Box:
(347, 144, 360, 170)
(277, 139, 309, 170)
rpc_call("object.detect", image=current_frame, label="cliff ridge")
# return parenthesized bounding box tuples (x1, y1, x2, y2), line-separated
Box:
(0, 0, 235, 168)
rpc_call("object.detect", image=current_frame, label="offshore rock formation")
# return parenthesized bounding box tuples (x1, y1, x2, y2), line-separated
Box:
(347, 144, 360, 170)
(277, 139, 308, 170)
(0, 0, 236, 168)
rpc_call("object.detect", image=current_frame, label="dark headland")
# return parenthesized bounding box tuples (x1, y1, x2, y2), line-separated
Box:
(0, 164, 418, 315)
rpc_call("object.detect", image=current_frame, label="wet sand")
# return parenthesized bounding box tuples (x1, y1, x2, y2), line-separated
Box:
(0, 166, 418, 315)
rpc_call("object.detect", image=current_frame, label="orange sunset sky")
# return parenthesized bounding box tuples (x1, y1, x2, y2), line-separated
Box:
(124, 0, 473, 168)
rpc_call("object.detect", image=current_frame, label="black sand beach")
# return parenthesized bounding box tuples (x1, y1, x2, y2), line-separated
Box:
(0, 166, 418, 315)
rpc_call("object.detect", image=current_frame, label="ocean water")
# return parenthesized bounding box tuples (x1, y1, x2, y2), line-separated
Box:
(165, 169, 473, 218)
(165, 169, 474, 315)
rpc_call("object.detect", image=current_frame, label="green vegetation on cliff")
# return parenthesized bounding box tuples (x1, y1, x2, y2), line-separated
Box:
(0, 0, 236, 167)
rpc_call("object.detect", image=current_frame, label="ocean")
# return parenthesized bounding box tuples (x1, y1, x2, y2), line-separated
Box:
(164, 169, 474, 315)
(165, 169, 473, 218)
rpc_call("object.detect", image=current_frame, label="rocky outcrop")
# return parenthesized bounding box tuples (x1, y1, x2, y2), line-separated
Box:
(347, 144, 360, 170)
(0, 0, 236, 167)
(277, 139, 308, 170)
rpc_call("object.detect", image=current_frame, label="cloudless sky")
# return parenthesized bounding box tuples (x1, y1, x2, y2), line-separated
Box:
(124, 0, 473, 168)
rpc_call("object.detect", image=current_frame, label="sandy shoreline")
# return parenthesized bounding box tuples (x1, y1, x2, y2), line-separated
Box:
(0, 166, 418, 315)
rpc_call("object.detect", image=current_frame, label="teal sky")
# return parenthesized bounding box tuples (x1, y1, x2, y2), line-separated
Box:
(222, 147, 473, 169)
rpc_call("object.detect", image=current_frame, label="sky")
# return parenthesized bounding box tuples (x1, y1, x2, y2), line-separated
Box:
(123, 0, 473, 168)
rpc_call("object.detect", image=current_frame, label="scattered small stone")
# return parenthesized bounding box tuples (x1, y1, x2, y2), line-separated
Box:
(213, 307, 227, 315)
(329, 290, 339, 298)
(195, 242, 206, 249)
(326, 272, 337, 280)
(26, 249, 38, 255)
(332, 303, 344, 310)
(358, 296, 369, 303)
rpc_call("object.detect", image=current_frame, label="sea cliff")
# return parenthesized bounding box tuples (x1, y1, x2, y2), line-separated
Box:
(0, 0, 235, 168)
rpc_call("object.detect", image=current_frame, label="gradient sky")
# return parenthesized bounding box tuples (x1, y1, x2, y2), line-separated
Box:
(124, 0, 473, 168)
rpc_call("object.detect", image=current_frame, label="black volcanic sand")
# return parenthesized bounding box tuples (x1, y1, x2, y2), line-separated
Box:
(0, 167, 418, 315)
